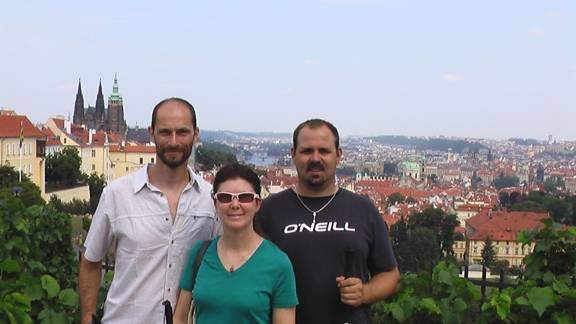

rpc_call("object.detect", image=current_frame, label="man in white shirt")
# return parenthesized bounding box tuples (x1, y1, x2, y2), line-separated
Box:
(79, 98, 219, 324)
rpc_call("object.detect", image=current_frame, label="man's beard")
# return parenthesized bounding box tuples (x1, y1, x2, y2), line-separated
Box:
(157, 145, 193, 169)
(303, 161, 327, 188)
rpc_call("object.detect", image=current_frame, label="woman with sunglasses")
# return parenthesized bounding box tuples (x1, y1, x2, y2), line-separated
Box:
(174, 163, 298, 324)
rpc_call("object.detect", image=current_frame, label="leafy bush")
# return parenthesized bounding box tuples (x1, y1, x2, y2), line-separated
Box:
(0, 196, 79, 323)
(49, 195, 91, 216)
(372, 261, 481, 324)
(481, 219, 576, 323)
(0, 165, 44, 207)
(372, 219, 576, 323)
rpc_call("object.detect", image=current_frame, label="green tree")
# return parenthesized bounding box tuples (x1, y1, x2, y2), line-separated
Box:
(196, 145, 238, 171)
(387, 192, 405, 206)
(49, 195, 91, 216)
(510, 191, 522, 205)
(492, 173, 519, 190)
(0, 165, 44, 206)
(86, 172, 106, 214)
(481, 237, 496, 267)
(543, 176, 565, 193)
(0, 195, 79, 323)
(439, 214, 460, 256)
(392, 208, 458, 273)
(499, 191, 510, 208)
(46, 146, 83, 187)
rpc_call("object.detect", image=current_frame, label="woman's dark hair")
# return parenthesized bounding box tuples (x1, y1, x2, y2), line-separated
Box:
(213, 163, 261, 196)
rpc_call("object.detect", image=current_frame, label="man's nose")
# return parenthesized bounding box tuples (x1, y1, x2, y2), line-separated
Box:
(311, 150, 321, 161)
(169, 131, 178, 144)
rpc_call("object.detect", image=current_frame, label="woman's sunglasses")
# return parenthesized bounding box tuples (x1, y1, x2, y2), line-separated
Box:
(213, 192, 260, 204)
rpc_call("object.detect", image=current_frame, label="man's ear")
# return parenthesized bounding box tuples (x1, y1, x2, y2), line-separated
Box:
(148, 126, 155, 143)
(194, 128, 200, 144)
(290, 147, 296, 158)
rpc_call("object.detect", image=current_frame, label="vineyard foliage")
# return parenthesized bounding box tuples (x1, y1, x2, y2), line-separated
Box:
(372, 219, 576, 324)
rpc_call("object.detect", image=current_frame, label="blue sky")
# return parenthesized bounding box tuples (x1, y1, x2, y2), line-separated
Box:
(1, 0, 574, 140)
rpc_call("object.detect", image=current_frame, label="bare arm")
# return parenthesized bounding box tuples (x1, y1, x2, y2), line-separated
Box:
(173, 289, 193, 324)
(79, 256, 103, 324)
(272, 307, 295, 324)
(337, 267, 400, 306)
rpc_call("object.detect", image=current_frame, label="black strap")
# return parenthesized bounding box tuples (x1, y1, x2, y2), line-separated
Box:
(163, 300, 173, 324)
(164, 240, 210, 324)
(192, 240, 211, 288)
(190, 240, 211, 316)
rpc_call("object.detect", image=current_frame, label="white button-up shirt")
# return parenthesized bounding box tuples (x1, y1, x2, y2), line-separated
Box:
(84, 165, 219, 323)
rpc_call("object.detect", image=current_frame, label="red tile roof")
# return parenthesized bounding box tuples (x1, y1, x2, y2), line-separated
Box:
(52, 118, 65, 130)
(40, 127, 61, 146)
(355, 179, 393, 188)
(466, 210, 549, 241)
(0, 115, 45, 139)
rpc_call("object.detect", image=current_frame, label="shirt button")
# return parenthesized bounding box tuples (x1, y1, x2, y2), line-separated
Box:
(165, 218, 169, 221)
(168, 264, 172, 268)
(171, 240, 174, 244)
(168, 288, 171, 292)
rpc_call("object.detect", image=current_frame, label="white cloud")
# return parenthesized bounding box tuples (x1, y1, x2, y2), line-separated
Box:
(442, 73, 463, 82)
(528, 27, 545, 38)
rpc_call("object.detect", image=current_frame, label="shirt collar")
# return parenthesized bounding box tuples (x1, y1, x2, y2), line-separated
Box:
(133, 164, 201, 193)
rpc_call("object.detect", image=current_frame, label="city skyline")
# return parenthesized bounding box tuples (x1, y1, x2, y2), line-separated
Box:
(1, 1, 575, 140)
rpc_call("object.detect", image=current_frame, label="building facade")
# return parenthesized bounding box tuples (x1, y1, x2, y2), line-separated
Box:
(0, 111, 47, 194)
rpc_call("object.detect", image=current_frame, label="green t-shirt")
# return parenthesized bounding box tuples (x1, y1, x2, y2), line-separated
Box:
(180, 237, 298, 324)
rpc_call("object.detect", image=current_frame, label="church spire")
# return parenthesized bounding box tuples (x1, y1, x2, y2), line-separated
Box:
(95, 79, 106, 128)
(73, 78, 84, 125)
(108, 73, 123, 104)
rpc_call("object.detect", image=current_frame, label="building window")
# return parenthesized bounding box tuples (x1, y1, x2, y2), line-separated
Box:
(92, 164, 95, 171)
(6, 144, 10, 156)
(473, 247, 477, 254)
(505, 247, 509, 255)
(125, 167, 129, 172)
(139, 157, 143, 164)
(64, 138, 67, 144)
(92, 150, 96, 157)
(151, 157, 155, 163)
(27, 143, 31, 155)
(515, 248, 519, 255)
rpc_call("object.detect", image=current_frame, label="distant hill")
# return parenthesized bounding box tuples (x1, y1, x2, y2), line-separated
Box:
(202, 130, 291, 142)
(509, 138, 541, 146)
(200, 131, 488, 153)
(370, 135, 488, 153)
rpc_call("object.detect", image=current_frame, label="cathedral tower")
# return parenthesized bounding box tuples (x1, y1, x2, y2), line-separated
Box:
(107, 74, 127, 134)
(73, 79, 84, 125)
(95, 80, 106, 130)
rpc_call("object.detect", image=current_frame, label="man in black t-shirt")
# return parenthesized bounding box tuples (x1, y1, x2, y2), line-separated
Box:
(258, 119, 400, 324)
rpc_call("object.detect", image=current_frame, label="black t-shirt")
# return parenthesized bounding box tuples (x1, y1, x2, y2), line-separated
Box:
(257, 188, 397, 324)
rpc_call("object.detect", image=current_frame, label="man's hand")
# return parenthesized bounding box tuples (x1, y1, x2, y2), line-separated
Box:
(336, 276, 364, 307)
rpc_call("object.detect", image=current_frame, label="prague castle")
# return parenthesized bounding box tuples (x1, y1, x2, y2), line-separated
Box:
(73, 75, 127, 134)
